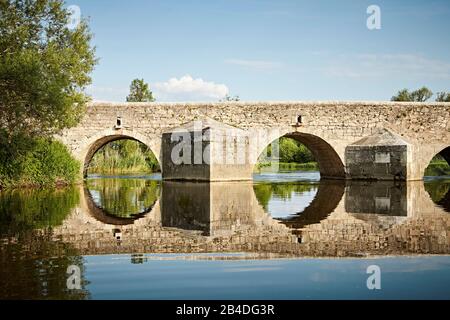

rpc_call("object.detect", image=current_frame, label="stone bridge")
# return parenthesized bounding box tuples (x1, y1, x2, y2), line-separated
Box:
(58, 101, 450, 181)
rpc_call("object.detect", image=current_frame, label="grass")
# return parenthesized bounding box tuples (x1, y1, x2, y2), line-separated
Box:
(255, 161, 318, 172)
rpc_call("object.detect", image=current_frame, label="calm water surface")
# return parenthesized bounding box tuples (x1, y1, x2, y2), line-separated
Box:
(1, 170, 449, 299)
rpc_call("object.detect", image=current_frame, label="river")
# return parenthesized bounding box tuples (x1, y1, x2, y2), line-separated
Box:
(0, 170, 449, 299)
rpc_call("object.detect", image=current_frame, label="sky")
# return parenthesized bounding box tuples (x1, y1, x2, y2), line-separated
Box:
(69, 0, 450, 102)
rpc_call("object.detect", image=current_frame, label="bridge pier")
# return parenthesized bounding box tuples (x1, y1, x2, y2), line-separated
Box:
(161, 119, 254, 181)
(345, 129, 411, 181)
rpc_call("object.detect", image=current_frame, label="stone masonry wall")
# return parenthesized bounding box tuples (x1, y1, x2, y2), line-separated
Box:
(58, 101, 450, 180)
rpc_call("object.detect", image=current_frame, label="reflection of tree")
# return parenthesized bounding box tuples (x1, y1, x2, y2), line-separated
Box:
(253, 182, 316, 210)
(86, 178, 160, 218)
(0, 231, 90, 299)
(0, 187, 79, 236)
(425, 180, 450, 212)
(0, 188, 89, 299)
(424, 162, 450, 176)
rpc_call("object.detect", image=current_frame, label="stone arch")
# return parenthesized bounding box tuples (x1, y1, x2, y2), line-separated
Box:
(422, 145, 450, 178)
(438, 146, 450, 165)
(254, 129, 346, 179)
(79, 129, 161, 177)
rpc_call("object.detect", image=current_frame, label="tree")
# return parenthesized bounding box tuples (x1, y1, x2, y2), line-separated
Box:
(279, 138, 298, 163)
(220, 94, 240, 102)
(126, 78, 155, 102)
(391, 87, 433, 102)
(411, 87, 433, 102)
(391, 89, 411, 102)
(0, 0, 97, 139)
(436, 92, 450, 102)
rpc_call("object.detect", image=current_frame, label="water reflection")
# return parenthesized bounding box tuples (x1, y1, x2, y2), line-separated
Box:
(345, 181, 407, 216)
(0, 187, 89, 299)
(1, 172, 450, 299)
(160, 181, 283, 238)
(0, 187, 79, 235)
(424, 178, 450, 212)
(86, 177, 160, 219)
(58, 176, 449, 256)
(266, 181, 345, 237)
(1, 175, 448, 258)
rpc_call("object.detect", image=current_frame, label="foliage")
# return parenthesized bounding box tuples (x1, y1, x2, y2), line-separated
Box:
(436, 92, 450, 102)
(0, 133, 81, 188)
(0, 184, 88, 299)
(253, 182, 316, 210)
(88, 140, 160, 174)
(279, 138, 315, 163)
(126, 78, 155, 102)
(424, 180, 450, 204)
(425, 162, 450, 177)
(391, 87, 433, 102)
(0, 186, 79, 235)
(424, 155, 450, 177)
(259, 137, 315, 165)
(0, 0, 97, 138)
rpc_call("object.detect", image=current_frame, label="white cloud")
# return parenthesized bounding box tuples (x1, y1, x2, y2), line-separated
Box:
(153, 75, 229, 101)
(324, 53, 450, 79)
(225, 59, 283, 70)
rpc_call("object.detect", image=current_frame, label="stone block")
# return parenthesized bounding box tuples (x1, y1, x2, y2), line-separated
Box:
(161, 118, 253, 181)
(345, 129, 410, 180)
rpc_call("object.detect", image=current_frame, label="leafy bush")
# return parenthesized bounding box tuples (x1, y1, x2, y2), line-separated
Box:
(279, 137, 315, 163)
(0, 134, 80, 188)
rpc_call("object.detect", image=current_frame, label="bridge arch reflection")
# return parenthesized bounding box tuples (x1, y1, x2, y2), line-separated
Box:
(48, 176, 450, 256)
(83, 178, 160, 226)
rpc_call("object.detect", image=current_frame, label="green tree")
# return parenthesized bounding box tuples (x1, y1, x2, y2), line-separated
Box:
(411, 87, 433, 102)
(436, 92, 450, 102)
(0, 0, 97, 139)
(391, 87, 433, 102)
(279, 137, 299, 162)
(126, 78, 155, 102)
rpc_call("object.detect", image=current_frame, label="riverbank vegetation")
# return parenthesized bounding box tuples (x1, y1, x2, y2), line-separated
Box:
(87, 140, 160, 175)
(0, 0, 96, 188)
(256, 137, 318, 171)
(425, 156, 450, 177)
(0, 134, 81, 188)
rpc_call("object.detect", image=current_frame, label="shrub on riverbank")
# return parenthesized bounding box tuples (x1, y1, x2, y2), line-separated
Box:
(0, 135, 80, 188)
(425, 161, 450, 176)
(87, 140, 160, 175)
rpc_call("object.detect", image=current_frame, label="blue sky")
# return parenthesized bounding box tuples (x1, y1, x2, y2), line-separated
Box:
(70, 0, 450, 102)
